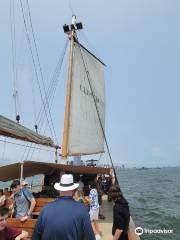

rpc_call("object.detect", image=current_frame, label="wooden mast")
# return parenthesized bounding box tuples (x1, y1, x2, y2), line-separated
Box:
(62, 16, 76, 159)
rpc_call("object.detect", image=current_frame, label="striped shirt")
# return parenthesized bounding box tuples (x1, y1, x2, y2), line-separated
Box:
(89, 188, 99, 210)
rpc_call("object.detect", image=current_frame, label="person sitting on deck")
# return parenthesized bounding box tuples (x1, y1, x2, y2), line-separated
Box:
(10, 180, 36, 221)
(0, 190, 6, 207)
(110, 185, 130, 240)
(32, 174, 95, 240)
(0, 207, 28, 240)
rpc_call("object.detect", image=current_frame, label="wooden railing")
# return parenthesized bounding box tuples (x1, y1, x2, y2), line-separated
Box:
(6, 198, 54, 239)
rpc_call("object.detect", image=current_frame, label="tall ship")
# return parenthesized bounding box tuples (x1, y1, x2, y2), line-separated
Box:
(0, 5, 139, 239)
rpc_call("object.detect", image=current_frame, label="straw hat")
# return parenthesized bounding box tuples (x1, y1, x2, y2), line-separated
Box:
(54, 174, 79, 191)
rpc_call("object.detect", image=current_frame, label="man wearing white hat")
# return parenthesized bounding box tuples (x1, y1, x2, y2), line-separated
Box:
(32, 174, 95, 240)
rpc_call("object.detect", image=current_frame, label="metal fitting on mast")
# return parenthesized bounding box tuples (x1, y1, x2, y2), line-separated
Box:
(63, 15, 83, 36)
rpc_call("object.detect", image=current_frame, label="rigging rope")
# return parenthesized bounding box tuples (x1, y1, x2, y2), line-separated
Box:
(36, 39, 68, 127)
(10, 0, 21, 121)
(0, 138, 56, 153)
(76, 35, 117, 181)
(19, 0, 57, 142)
(28, 55, 38, 127)
(26, 0, 58, 144)
(67, 0, 75, 15)
(79, 31, 99, 58)
(21, 39, 68, 162)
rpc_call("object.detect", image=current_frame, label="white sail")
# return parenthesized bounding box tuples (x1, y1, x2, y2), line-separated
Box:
(67, 43, 105, 156)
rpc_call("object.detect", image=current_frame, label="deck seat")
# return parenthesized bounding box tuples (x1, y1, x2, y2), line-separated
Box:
(7, 218, 36, 240)
(4, 191, 12, 197)
(32, 197, 55, 216)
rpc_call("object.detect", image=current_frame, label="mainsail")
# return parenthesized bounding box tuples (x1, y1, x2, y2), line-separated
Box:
(0, 115, 56, 148)
(67, 42, 106, 156)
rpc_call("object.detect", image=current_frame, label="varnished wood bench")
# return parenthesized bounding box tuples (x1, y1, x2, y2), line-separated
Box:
(4, 191, 12, 197)
(7, 218, 36, 239)
(32, 198, 55, 216)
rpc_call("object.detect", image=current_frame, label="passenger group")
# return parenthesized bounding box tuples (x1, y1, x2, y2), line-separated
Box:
(0, 174, 130, 240)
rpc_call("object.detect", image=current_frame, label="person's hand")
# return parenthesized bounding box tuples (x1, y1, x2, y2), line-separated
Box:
(15, 236, 21, 240)
(20, 215, 28, 222)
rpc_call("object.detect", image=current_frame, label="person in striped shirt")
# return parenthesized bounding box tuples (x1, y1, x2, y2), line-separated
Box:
(89, 182, 102, 240)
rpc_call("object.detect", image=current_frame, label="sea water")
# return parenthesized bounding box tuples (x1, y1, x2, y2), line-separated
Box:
(117, 167, 180, 240)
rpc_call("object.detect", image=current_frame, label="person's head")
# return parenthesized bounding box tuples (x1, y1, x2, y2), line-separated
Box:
(79, 175, 83, 182)
(3, 188, 8, 193)
(0, 190, 3, 196)
(54, 174, 79, 197)
(89, 181, 97, 189)
(98, 176, 102, 182)
(0, 207, 9, 230)
(10, 180, 21, 194)
(22, 180, 29, 188)
(73, 189, 81, 201)
(109, 185, 123, 202)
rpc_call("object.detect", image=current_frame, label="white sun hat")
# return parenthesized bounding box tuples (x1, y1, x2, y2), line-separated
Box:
(54, 174, 79, 191)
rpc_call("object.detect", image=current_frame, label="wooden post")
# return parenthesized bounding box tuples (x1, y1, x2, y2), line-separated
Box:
(20, 162, 24, 183)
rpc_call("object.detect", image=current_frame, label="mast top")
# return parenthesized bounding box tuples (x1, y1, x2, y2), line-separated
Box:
(72, 15, 76, 25)
(63, 16, 83, 36)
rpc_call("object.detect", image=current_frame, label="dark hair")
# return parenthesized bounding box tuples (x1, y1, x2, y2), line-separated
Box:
(98, 176, 102, 181)
(10, 179, 20, 189)
(89, 181, 96, 189)
(109, 185, 123, 201)
(0, 189, 3, 195)
(0, 207, 9, 217)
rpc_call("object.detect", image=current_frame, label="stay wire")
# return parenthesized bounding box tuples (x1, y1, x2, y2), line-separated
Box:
(26, 40, 68, 160)
(68, 0, 75, 15)
(36, 39, 68, 126)
(19, 0, 57, 161)
(10, 0, 19, 118)
(19, 0, 56, 141)
(22, 39, 68, 162)
(26, 0, 58, 144)
(0, 139, 56, 153)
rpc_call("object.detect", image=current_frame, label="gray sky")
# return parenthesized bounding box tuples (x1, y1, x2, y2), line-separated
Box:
(0, 0, 180, 167)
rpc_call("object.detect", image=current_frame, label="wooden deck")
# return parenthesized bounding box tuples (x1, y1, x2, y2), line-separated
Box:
(99, 196, 140, 240)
